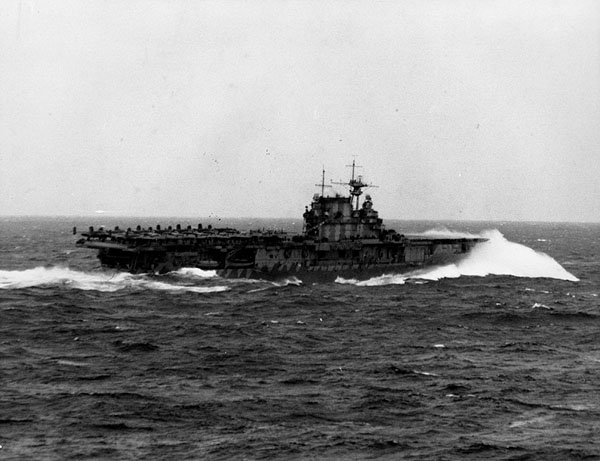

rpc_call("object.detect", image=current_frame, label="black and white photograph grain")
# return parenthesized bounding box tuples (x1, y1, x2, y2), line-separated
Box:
(1, 0, 599, 459)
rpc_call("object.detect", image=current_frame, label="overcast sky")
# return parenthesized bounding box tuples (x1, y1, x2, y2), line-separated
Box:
(1, 0, 599, 221)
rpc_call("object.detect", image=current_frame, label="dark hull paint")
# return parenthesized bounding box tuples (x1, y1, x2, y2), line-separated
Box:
(218, 261, 441, 283)
(91, 247, 471, 283)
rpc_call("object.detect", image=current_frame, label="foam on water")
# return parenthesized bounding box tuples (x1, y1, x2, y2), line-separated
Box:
(0, 266, 229, 293)
(247, 277, 303, 293)
(172, 267, 217, 279)
(271, 276, 303, 287)
(337, 229, 579, 286)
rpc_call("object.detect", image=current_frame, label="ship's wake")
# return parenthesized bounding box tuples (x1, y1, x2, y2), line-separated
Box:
(336, 229, 579, 286)
(0, 266, 229, 293)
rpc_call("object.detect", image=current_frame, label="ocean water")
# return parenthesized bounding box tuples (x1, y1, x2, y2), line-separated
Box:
(1, 217, 598, 460)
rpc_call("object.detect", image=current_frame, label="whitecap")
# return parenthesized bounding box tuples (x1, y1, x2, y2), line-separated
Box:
(141, 280, 229, 293)
(171, 267, 217, 278)
(247, 277, 303, 292)
(0, 266, 133, 292)
(336, 274, 407, 286)
(56, 359, 89, 367)
(532, 303, 551, 309)
(414, 370, 438, 377)
(335, 229, 579, 286)
(0, 266, 229, 293)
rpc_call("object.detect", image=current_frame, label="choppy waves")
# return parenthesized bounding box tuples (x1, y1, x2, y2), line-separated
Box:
(0, 266, 229, 293)
(337, 229, 579, 286)
(1, 219, 598, 460)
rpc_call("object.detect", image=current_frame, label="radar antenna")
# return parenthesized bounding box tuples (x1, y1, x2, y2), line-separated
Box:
(332, 159, 377, 210)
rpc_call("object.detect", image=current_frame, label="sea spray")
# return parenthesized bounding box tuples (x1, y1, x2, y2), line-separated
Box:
(0, 266, 229, 293)
(413, 227, 481, 239)
(442, 229, 578, 281)
(172, 267, 217, 279)
(337, 229, 579, 286)
(0, 266, 130, 291)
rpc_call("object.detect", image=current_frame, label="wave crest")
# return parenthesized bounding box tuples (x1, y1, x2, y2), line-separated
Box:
(0, 266, 229, 293)
(172, 267, 217, 279)
(337, 229, 578, 286)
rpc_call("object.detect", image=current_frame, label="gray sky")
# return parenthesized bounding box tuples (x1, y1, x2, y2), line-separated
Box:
(1, 0, 599, 221)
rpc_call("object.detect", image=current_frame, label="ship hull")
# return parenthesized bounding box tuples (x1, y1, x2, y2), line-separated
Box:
(217, 261, 441, 283)
(86, 241, 477, 283)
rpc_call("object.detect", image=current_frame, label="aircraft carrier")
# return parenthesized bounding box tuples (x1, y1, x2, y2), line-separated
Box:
(76, 162, 486, 282)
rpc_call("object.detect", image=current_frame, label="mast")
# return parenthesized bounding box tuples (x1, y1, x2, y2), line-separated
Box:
(333, 159, 375, 210)
(315, 166, 331, 198)
(347, 159, 362, 210)
(349, 159, 356, 182)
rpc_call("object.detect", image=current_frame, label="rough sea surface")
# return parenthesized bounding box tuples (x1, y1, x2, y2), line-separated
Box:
(1, 217, 597, 460)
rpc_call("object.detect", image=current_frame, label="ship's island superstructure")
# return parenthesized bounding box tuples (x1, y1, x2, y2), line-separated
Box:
(76, 162, 485, 282)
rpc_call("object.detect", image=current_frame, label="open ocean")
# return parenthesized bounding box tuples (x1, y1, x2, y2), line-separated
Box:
(1, 217, 598, 460)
